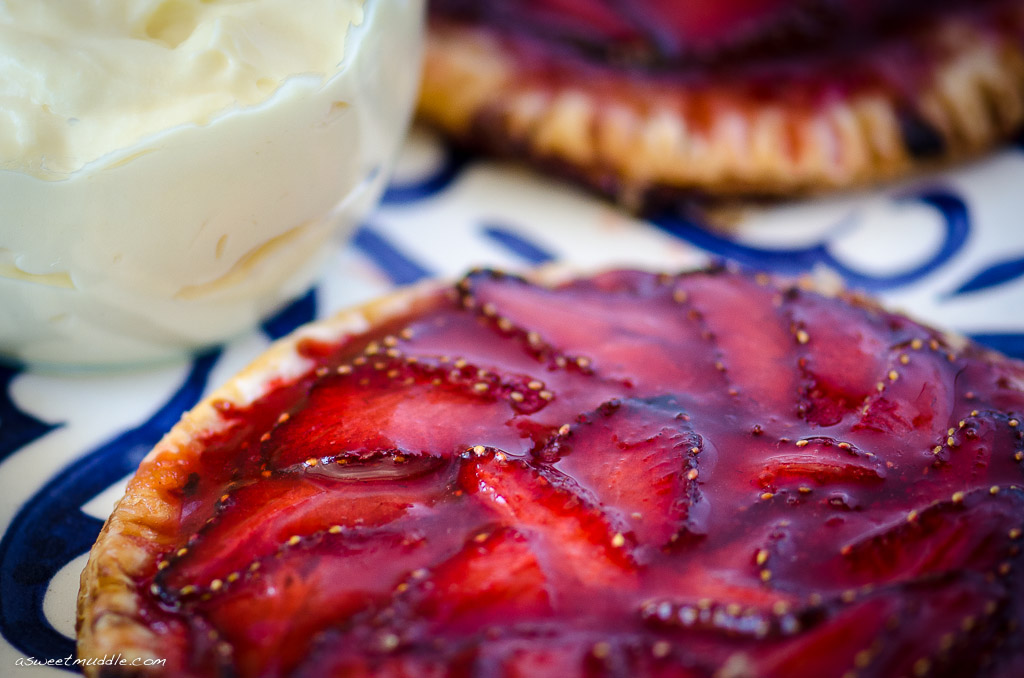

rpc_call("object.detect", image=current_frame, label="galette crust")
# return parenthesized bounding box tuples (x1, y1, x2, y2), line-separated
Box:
(418, 7, 1024, 207)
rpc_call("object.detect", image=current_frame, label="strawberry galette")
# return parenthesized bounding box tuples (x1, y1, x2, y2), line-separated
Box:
(78, 268, 1024, 677)
(420, 0, 1024, 207)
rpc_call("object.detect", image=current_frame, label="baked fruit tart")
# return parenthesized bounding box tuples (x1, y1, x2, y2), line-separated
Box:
(78, 267, 1024, 677)
(419, 0, 1024, 207)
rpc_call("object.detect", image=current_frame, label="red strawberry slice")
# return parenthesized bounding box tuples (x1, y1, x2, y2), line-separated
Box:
(834, 489, 1024, 588)
(462, 269, 733, 399)
(157, 458, 461, 592)
(751, 575, 1006, 678)
(265, 359, 540, 468)
(303, 633, 606, 678)
(753, 437, 886, 491)
(410, 527, 552, 631)
(853, 338, 956, 451)
(953, 346, 1024, 415)
(185, 525, 470, 678)
(481, 639, 592, 678)
(391, 309, 557, 386)
(459, 451, 636, 593)
(839, 575, 1008, 678)
(783, 290, 892, 426)
(293, 651, 453, 678)
(674, 271, 799, 415)
(381, 286, 632, 445)
(548, 398, 704, 546)
(924, 409, 1024, 496)
(479, 635, 639, 678)
(757, 453, 884, 487)
(866, 578, 1011, 678)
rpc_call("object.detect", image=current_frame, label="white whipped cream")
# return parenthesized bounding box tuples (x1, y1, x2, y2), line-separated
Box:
(0, 0, 424, 367)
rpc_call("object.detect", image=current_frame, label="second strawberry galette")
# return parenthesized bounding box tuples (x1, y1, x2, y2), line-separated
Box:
(421, 0, 1024, 207)
(78, 268, 1024, 677)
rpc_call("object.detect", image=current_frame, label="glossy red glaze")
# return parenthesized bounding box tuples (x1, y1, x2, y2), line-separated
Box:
(145, 269, 1024, 677)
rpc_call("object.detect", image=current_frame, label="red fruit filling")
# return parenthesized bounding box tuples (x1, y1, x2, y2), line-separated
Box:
(431, 0, 997, 64)
(547, 398, 705, 548)
(136, 269, 1024, 677)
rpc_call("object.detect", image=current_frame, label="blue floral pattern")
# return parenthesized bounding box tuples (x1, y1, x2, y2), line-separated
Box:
(650, 190, 972, 292)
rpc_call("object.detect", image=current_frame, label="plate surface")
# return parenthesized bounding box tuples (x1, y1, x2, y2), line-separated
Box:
(2, 128, 1023, 675)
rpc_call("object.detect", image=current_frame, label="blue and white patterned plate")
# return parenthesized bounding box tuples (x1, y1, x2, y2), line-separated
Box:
(2, 127, 1023, 675)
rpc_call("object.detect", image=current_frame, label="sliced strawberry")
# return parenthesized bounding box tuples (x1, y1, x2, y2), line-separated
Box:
(953, 347, 1024, 415)
(393, 310, 555, 384)
(389, 284, 630, 443)
(640, 501, 857, 607)
(877, 577, 1010, 678)
(758, 454, 885, 487)
(293, 652, 453, 678)
(923, 409, 1024, 495)
(754, 437, 886, 491)
(187, 523, 470, 678)
(411, 527, 552, 631)
(296, 625, 601, 678)
(483, 640, 591, 678)
(478, 635, 635, 678)
(767, 575, 1010, 678)
(782, 290, 893, 426)
(674, 271, 798, 415)
(461, 269, 730, 399)
(480, 633, 711, 678)
(752, 594, 897, 678)
(853, 339, 956, 451)
(157, 458, 462, 592)
(835, 489, 1024, 588)
(459, 452, 636, 593)
(265, 359, 539, 468)
(548, 398, 704, 546)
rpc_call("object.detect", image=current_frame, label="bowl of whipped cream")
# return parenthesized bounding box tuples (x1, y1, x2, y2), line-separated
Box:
(0, 0, 424, 368)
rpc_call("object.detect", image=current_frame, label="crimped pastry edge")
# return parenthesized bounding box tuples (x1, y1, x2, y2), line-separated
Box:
(418, 7, 1024, 209)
